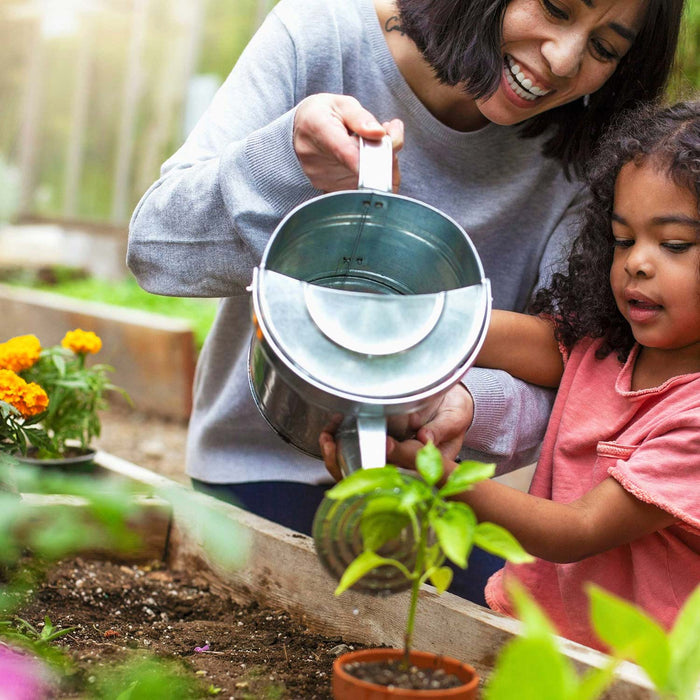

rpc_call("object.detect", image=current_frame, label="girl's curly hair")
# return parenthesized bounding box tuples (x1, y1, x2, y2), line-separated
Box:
(530, 99, 700, 362)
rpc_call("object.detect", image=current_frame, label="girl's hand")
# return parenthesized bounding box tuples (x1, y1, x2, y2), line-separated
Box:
(293, 94, 403, 193)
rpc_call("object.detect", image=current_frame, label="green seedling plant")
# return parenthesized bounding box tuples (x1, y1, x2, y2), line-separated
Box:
(13, 615, 77, 644)
(327, 442, 533, 662)
(588, 583, 700, 700)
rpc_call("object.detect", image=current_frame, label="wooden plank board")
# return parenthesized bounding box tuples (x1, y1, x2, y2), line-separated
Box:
(95, 451, 654, 697)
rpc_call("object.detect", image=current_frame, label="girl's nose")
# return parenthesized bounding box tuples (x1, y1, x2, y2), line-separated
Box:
(541, 31, 586, 78)
(624, 250, 654, 278)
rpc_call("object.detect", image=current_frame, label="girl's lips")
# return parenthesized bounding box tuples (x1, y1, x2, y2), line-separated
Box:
(625, 294, 663, 323)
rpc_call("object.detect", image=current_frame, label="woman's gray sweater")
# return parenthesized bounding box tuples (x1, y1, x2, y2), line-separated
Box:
(127, 0, 586, 485)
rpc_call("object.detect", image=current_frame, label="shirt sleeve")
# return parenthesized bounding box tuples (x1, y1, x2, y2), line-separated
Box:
(460, 186, 587, 473)
(608, 410, 700, 531)
(127, 9, 318, 299)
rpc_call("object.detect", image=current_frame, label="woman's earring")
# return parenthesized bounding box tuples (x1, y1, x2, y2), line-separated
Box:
(583, 94, 590, 108)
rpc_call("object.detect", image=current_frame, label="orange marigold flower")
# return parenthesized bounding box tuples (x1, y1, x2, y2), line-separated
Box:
(61, 329, 102, 355)
(0, 334, 42, 372)
(0, 369, 49, 417)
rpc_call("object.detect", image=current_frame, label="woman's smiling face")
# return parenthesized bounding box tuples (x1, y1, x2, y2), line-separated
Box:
(475, 0, 647, 125)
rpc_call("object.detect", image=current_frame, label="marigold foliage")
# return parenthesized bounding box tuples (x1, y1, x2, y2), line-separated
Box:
(0, 334, 42, 373)
(0, 369, 49, 417)
(61, 329, 102, 355)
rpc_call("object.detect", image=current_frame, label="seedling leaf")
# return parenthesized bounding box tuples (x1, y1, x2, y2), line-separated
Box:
(438, 460, 496, 498)
(429, 566, 453, 594)
(485, 636, 575, 700)
(508, 580, 558, 640)
(415, 442, 443, 486)
(325, 467, 402, 500)
(360, 500, 411, 552)
(334, 551, 400, 596)
(430, 502, 476, 568)
(474, 522, 534, 563)
(667, 585, 700, 700)
(588, 584, 670, 690)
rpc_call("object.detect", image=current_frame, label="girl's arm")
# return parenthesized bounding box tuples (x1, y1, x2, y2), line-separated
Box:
(387, 439, 676, 563)
(478, 310, 564, 388)
(460, 473, 676, 562)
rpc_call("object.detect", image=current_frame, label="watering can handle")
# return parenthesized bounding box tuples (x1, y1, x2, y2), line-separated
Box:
(358, 135, 393, 193)
(336, 415, 387, 477)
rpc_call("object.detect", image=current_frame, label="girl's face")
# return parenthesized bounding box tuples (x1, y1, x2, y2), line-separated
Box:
(610, 160, 700, 358)
(475, 0, 646, 125)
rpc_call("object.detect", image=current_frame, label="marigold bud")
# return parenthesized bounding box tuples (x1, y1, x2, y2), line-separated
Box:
(61, 329, 102, 355)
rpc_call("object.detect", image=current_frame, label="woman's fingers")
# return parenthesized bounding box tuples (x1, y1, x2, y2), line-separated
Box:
(413, 386, 475, 461)
(386, 437, 424, 469)
(293, 94, 402, 193)
(319, 430, 343, 482)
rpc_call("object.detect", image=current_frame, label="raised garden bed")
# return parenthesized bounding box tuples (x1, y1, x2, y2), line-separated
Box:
(0, 284, 196, 421)
(10, 452, 656, 699)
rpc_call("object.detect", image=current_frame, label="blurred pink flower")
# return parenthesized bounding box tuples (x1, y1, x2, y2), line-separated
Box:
(0, 644, 55, 699)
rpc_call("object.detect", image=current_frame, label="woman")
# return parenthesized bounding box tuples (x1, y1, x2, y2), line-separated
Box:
(127, 0, 685, 566)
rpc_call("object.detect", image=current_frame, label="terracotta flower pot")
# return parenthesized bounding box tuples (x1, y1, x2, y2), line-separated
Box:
(332, 648, 479, 700)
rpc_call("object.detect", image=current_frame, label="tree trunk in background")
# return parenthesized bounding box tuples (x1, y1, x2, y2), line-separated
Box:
(63, 16, 94, 218)
(18, 17, 43, 217)
(111, 0, 149, 224)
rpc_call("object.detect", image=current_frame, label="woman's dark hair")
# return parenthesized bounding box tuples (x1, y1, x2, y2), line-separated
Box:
(530, 99, 700, 362)
(396, 0, 685, 176)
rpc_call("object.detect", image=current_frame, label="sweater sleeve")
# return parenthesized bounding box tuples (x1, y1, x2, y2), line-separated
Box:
(127, 10, 319, 298)
(460, 186, 587, 472)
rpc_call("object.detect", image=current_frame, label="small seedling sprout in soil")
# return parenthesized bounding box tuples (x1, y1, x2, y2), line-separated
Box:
(325, 442, 533, 665)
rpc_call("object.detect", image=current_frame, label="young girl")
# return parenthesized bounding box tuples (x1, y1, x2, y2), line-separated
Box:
(386, 100, 700, 650)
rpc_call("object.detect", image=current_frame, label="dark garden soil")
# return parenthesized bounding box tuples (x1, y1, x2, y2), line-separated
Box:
(16, 556, 368, 699)
(17, 410, 465, 697)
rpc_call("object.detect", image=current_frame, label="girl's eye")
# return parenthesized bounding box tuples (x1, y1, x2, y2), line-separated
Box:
(662, 242, 693, 253)
(613, 239, 633, 248)
(542, 0, 569, 21)
(590, 38, 618, 62)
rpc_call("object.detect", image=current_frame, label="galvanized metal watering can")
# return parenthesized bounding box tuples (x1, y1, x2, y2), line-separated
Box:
(248, 136, 491, 592)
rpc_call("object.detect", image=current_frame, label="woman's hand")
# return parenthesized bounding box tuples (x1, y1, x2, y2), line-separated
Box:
(293, 94, 403, 193)
(319, 428, 343, 482)
(409, 384, 475, 462)
(319, 384, 474, 480)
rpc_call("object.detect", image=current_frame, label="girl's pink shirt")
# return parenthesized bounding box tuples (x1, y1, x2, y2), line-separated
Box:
(485, 337, 700, 650)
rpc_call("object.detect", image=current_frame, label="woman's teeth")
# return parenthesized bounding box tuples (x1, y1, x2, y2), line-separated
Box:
(505, 56, 550, 101)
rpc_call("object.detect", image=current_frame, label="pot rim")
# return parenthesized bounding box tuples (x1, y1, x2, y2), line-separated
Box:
(333, 647, 479, 697)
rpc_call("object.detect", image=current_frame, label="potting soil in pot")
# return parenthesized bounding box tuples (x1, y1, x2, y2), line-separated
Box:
(343, 659, 463, 690)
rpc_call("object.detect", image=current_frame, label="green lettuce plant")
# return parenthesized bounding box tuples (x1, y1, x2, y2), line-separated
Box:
(326, 442, 533, 660)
